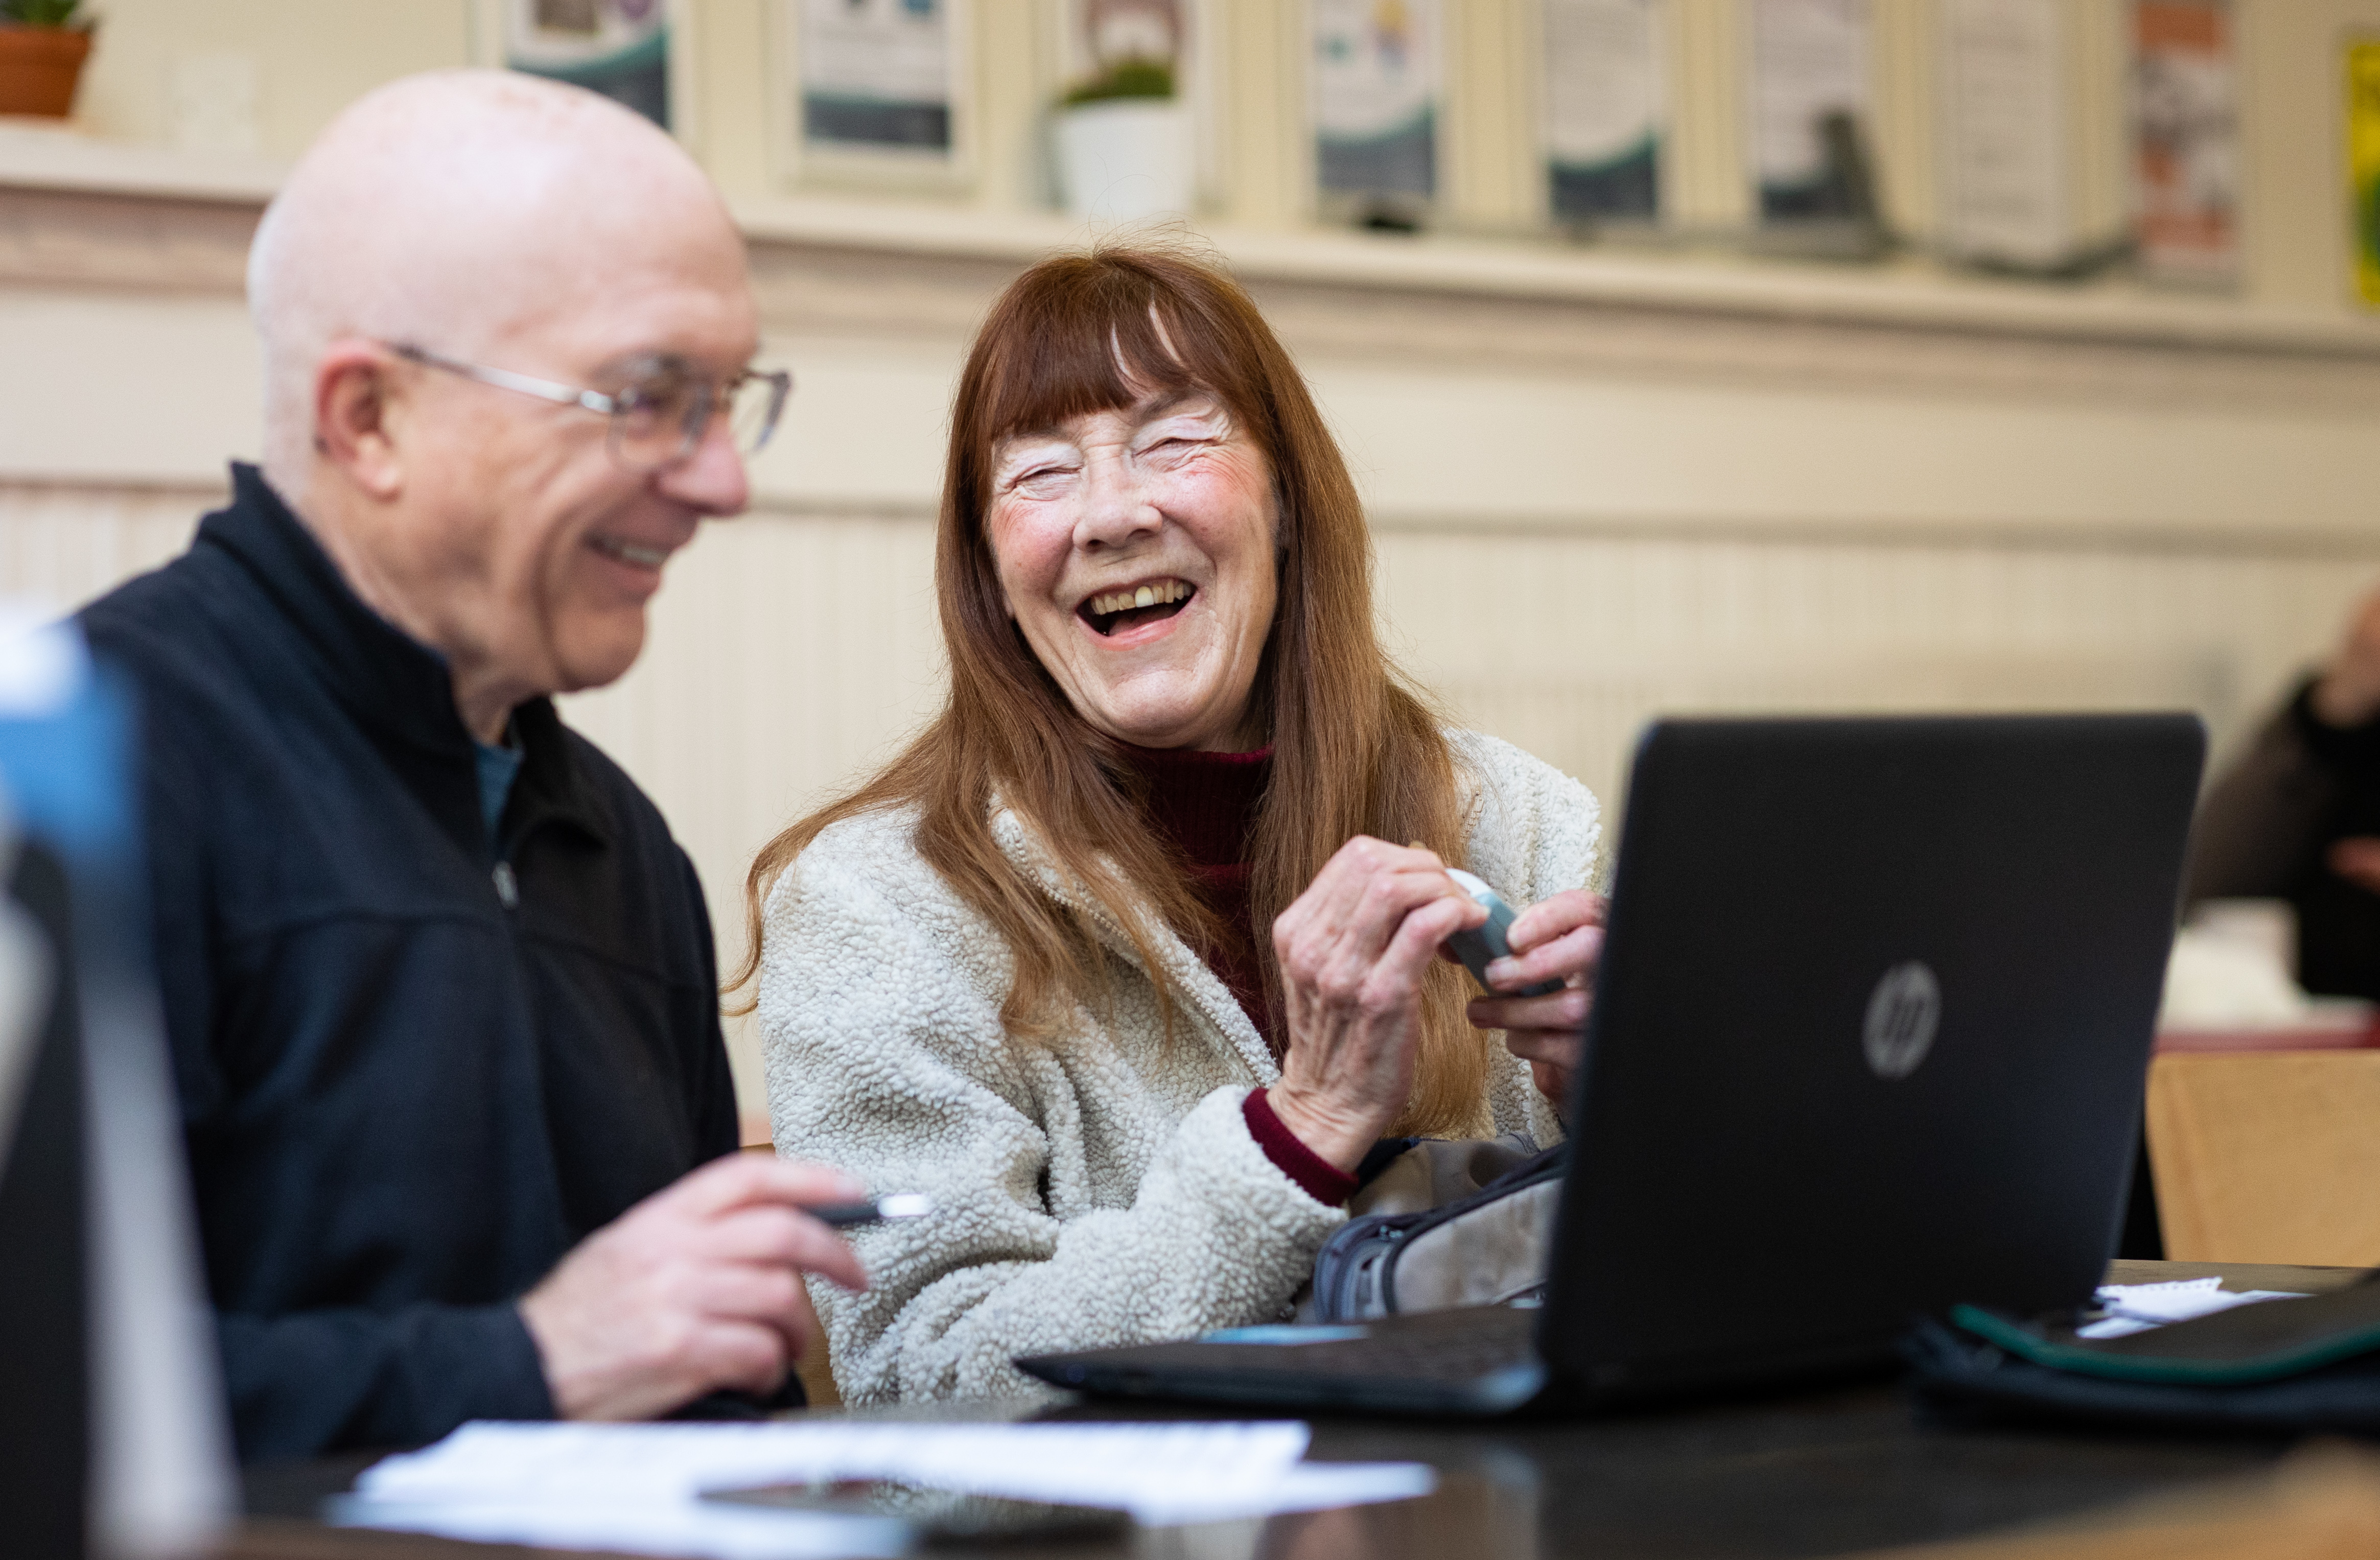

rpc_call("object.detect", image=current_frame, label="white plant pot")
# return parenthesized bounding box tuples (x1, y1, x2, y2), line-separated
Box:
(1055, 100, 1194, 223)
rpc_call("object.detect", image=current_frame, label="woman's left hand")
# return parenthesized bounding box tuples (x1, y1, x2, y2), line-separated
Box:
(1464, 889, 1605, 1108)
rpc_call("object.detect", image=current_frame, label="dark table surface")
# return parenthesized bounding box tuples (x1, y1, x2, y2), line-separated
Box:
(226, 1261, 2367, 1560)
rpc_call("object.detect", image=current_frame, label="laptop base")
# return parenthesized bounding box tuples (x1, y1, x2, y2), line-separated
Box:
(1018, 1305, 1549, 1417)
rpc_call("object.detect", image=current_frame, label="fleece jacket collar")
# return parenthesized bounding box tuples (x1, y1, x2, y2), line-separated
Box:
(987, 794, 1278, 1088)
(199, 462, 609, 860)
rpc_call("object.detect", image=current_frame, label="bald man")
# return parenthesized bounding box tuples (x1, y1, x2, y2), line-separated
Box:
(75, 72, 865, 1460)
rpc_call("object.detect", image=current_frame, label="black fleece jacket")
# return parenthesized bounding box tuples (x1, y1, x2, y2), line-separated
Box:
(78, 465, 743, 1460)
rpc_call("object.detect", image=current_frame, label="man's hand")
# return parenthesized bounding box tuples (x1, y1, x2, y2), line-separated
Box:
(1464, 889, 1605, 1108)
(519, 1154, 869, 1423)
(2311, 588, 2380, 729)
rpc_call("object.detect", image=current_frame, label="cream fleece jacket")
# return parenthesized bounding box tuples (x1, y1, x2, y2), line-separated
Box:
(759, 730, 1601, 1404)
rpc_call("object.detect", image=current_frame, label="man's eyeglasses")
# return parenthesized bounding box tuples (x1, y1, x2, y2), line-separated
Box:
(385, 342, 792, 471)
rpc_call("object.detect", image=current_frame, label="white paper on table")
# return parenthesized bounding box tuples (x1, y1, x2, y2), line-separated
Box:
(328, 1493, 910, 1560)
(342, 1419, 1436, 1551)
(2078, 1278, 2308, 1339)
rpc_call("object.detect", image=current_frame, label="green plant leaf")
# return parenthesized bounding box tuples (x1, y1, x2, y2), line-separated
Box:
(1060, 56, 1174, 108)
(1, 0, 87, 28)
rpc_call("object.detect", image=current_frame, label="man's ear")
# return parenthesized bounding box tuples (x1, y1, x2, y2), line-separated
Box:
(312, 341, 406, 501)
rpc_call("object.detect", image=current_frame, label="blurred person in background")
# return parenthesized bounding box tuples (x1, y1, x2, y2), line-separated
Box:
(75, 70, 865, 1460)
(2188, 585, 2380, 1000)
(745, 249, 1604, 1404)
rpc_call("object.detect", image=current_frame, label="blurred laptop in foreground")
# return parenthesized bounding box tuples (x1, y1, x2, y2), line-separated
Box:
(0, 614, 232, 1560)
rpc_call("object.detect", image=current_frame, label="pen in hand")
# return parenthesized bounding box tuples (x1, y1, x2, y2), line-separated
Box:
(806, 1193, 934, 1230)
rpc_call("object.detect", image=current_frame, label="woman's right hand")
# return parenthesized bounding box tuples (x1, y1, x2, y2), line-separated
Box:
(1266, 836, 1487, 1172)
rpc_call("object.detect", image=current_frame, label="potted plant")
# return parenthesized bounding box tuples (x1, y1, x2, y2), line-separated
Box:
(1054, 56, 1193, 223)
(0, 0, 96, 120)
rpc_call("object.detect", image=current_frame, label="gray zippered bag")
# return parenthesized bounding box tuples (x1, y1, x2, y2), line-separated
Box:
(1311, 1142, 1568, 1321)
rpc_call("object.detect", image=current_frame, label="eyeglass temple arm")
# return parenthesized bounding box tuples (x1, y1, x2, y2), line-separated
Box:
(389, 344, 616, 416)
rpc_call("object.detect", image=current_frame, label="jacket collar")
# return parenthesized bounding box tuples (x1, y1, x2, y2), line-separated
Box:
(198, 463, 610, 852)
(987, 794, 1278, 1086)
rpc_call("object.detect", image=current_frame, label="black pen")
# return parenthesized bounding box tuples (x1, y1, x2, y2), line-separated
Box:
(807, 1193, 934, 1229)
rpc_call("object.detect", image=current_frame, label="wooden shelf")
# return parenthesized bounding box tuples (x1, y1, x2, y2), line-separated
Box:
(9, 124, 2380, 361)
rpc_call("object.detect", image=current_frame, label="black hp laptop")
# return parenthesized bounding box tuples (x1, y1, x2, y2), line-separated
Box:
(1018, 714, 2206, 1415)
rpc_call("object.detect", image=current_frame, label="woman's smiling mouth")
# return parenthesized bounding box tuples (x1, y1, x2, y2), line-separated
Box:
(1080, 578, 1195, 637)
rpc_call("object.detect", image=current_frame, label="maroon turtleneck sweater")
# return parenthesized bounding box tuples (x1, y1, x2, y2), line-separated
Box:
(1122, 745, 1357, 1204)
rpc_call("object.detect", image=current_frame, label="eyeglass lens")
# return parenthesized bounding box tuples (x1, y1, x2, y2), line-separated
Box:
(608, 372, 790, 470)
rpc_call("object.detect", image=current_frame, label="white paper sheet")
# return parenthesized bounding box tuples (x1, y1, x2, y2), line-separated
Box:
(2079, 1278, 2307, 1339)
(330, 1493, 909, 1560)
(339, 1420, 1437, 1555)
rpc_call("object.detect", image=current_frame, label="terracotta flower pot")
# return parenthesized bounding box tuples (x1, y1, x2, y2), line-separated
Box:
(0, 25, 94, 120)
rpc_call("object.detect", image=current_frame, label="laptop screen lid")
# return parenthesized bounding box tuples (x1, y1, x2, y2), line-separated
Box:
(1538, 714, 2205, 1403)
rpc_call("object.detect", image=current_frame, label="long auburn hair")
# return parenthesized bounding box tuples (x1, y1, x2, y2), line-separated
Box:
(734, 246, 1491, 1137)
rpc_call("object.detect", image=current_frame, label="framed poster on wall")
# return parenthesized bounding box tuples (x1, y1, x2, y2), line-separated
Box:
(2132, 0, 2238, 287)
(1543, 0, 1664, 227)
(1311, 0, 1442, 221)
(786, 0, 969, 184)
(1745, 0, 1873, 226)
(1938, 0, 2070, 270)
(501, 0, 674, 132)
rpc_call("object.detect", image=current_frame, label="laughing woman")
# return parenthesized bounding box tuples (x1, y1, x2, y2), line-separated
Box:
(745, 248, 1603, 1404)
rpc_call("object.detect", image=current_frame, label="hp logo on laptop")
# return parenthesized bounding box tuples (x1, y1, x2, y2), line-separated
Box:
(1862, 961, 1940, 1080)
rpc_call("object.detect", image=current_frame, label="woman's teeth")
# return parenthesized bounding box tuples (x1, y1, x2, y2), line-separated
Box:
(1088, 580, 1190, 617)
(593, 536, 669, 569)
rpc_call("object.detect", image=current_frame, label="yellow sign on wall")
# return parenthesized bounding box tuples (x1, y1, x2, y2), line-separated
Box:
(2348, 41, 2380, 307)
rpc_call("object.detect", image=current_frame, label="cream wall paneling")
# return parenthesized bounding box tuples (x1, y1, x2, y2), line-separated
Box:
(65, 1, 474, 161)
(16, 152, 2380, 1116)
(13, 479, 2371, 1112)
